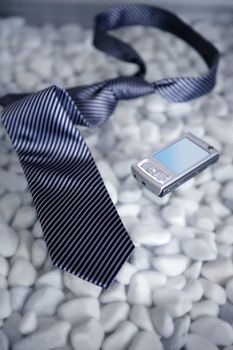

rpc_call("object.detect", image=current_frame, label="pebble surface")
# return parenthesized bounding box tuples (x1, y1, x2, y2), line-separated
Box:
(0, 13, 233, 350)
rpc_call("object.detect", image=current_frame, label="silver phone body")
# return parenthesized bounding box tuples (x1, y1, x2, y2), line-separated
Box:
(131, 132, 219, 197)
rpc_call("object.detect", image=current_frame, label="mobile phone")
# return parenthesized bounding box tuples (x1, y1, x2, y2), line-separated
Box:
(131, 132, 219, 197)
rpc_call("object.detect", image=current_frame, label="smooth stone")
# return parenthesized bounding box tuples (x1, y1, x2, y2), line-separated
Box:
(222, 182, 233, 210)
(184, 262, 202, 280)
(185, 334, 218, 350)
(166, 276, 186, 290)
(102, 321, 137, 350)
(0, 170, 27, 192)
(131, 225, 171, 246)
(152, 255, 190, 277)
(214, 164, 233, 182)
(128, 330, 163, 350)
(153, 288, 192, 317)
(0, 222, 18, 257)
(14, 230, 33, 261)
(201, 257, 233, 285)
(163, 315, 190, 350)
(116, 262, 137, 285)
(151, 306, 174, 338)
(15, 70, 39, 90)
(0, 289, 11, 319)
(200, 278, 226, 305)
(224, 347, 233, 350)
(119, 178, 142, 204)
(9, 258, 36, 287)
(100, 282, 126, 303)
(0, 193, 21, 222)
(29, 56, 53, 79)
(117, 204, 140, 217)
(32, 220, 43, 238)
(24, 286, 64, 317)
(71, 318, 104, 350)
(35, 270, 63, 290)
(0, 276, 7, 289)
(0, 329, 9, 350)
(64, 273, 101, 298)
(2, 312, 21, 344)
(129, 305, 154, 331)
(127, 274, 152, 306)
(219, 302, 233, 323)
(216, 225, 233, 245)
(113, 159, 137, 180)
(136, 271, 167, 291)
(181, 237, 217, 261)
(161, 205, 186, 226)
(0, 256, 9, 277)
(10, 286, 31, 312)
(140, 121, 160, 145)
(31, 239, 47, 268)
(190, 316, 233, 346)
(58, 298, 100, 326)
(190, 300, 219, 321)
(12, 321, 71, 350)
(170, 226, 195, 239)
(182, 278, 203, 302)
(144, 94, 167, 113)
(19, 311, 37, 335)
(100, 302, 129, 333)
(154, 238, 181, 256)
(12, 206, 36, 230)
(217, 243, 232, 257)
(131, 247, 151, 270)
(225, 277, 233, 303)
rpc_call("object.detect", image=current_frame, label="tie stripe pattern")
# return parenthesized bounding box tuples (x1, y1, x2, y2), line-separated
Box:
(0, 4, 219, 288)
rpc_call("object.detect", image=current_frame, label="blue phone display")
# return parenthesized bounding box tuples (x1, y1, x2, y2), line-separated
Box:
(153, 137, 209, 174)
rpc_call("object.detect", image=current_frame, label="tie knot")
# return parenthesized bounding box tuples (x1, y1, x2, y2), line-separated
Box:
(107, 76, 154, 100)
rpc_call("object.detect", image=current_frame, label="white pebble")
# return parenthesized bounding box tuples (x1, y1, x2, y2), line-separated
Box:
(71, 318, 104, 350)
(216, 225, 233, 245)
(58, 298, 100, 326)
(0, 193, 21, 222)
(161, 205, 186, 226)
(0, 256, 9, 277)
(225, 277, 233, 304)
(35, 270, 63, 290)
(131, 247, 151, 270)
(9, 258, 36, 287)
(190, 316, 233, 346)
(129, 305, 154, 331)
(0, 329, 9, 350)
(128, 330, 163, 350)
(0, 276, 7, 289)
(0, 170, 27, 192)
(100, 282, 126, 303)
(0, 289, 11, 319)
(32, 220, 43, 238)
(152, 255, 190, 277)
(31, 239, 47, 268)
(12, 206, 36, 230)
(117, 204, 140, 217)
(0, 222, 18, 257)
(182, 237, 217, 261)
(190, 300, 219, 320)
(154, 238, 181, 255)
(131, 225, 171, 246)
(163, 315, 190, 350)
(127, 274, 152, 306)
(183, 279, 203, 302)
(136, 271, 167, 291)
(184, 261, 202, 280)
(166, 276, 186, 290)
(64, 273, 101, 298)
(116, 262, 136, 285)
(200, 278, 226, 305)
(19, 311, 37, 335)
(100, 302, 129, 333)
(201, 257, 233, 284)
(186, 334, 218, 350)
(14, 230, 33, 261)
(10, 286, 31, 312)
(102, 321, 137, 350)
(153, 287, 192, 317)
(151, 305, 174, 338)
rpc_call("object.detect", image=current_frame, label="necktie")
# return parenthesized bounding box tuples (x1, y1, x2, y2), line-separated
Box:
(0, 4, 219, 288)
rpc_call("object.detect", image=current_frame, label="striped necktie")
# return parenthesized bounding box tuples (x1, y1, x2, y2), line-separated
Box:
(0, 4, 219, 288)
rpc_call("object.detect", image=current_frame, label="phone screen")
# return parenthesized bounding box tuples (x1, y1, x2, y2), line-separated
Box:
(153, 137, 209, 174)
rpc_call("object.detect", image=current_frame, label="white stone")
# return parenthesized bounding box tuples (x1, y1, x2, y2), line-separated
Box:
(190, 316, 233, 346)
(170, 226, 195, 239)
(0, 193, 21, 222)
(0, 222, 19, 257)
(0, 170, 27, 192)
(225, 277, 233, 304)
(153, 287, 192, 317)
(64, 273, 101, 298)
(19, 311, 37, 335)
(58, 298, 100, 326)
(0, 256, 9, 277)
(213, 164, 233, 182)
(128, 330, 163, 350)
(163, 315, 190, 350)
(151, 305, 174, 338)
(161, 205, 186, 226)
(200, 278, 226, 305)
(113, 159, 137, 180)
(183, 279, 203, 302)
(201, 257, 233, 284)
(117, 204, 140, 217)
(29, 55, 53, 79)
(131, 247, 151, 270)
(152, 255, 190, 277)
(13, 320, 71, 350)
(9, 258, 36, 287)
(116, 262, 136, 285)
(71, 318, 104, 350)
(131, 225, 171, 246)
(31, 239, 47, 268)
(0, 329, 9, 350)
(100, 302, 129, 332)
(100, 282, 126, 303)
(186, 334, 218, 350)
(127, 274, 152, 306)
(24, 286, 64, 317)
(136, 271, 167, 291)
(140, 121, 160, 145)
(0, 276, 7, 289)
(154, 238, 181, 255)
(10, 286, 31, 312)
(190, 300, 219, 320)
(102, 321, 137, 350)
(181, 237, 217, 261)
(35, 270, 63, 290)
(216, 225, 233, 244)
(166, 276, 186, 290)
(12, 206, 36, 230)
(144, 94, 167, 113)
(0, 289, 11, 319)
(2, 311, 21, 344)
(32, 220, 43, 238)
(129, 305, 154, 331)
(184, 261, 202, 279)
(14, 230, 33, 261)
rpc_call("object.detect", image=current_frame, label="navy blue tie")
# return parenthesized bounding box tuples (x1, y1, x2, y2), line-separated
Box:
(0, 4, 219, 288)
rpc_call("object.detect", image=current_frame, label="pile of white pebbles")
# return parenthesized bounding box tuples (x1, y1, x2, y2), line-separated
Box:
(0, 13, 233, 350)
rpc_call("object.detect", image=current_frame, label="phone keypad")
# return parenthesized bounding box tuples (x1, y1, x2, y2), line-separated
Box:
(141, 161, 171, 183)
